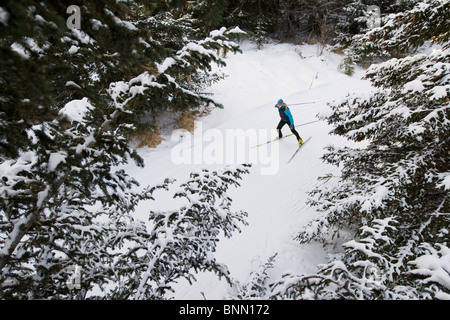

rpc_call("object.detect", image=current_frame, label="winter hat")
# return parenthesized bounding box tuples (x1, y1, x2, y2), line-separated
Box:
(277, 99, 283, 104)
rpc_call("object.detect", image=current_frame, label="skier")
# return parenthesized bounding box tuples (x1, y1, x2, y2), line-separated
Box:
(275, 99, 303, 146)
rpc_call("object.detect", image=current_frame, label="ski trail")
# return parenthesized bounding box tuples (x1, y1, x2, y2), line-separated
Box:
(126, 41, 373, 299)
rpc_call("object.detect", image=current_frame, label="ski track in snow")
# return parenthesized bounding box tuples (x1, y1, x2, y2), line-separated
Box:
(124, 41, 374, 299)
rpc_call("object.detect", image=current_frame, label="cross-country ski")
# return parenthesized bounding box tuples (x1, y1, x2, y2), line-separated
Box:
(251, 133, 294, 148)
(287, 136, 312, 163)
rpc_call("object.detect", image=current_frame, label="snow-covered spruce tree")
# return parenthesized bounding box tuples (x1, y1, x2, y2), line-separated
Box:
(185, 0, 230, 35)
(334, 0, 417, 48)
(347, 0, 448, 66)
(334, 0, 371, 48)
(104, 165, 251, 299)
(109, 3, 245, 131)
(276, 0, 346, 43)
(338, 47, 357, 76)
(224, 0, 278, 48)
(364, 0, 450, 53)
(227, 254, 277, 299)
(0, 0, 245, 299)
(270, 1, 450, 300)
(251, 17, 270, 50)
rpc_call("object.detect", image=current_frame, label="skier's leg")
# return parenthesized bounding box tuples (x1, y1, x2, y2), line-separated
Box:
(290, 126, 302, 141)
(276, 120, 286, 138)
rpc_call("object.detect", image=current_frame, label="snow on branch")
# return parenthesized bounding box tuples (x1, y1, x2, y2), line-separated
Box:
(109, 164, 251, 299)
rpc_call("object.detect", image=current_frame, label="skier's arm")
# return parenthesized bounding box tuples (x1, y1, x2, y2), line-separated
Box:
(284, 108, 294, 126)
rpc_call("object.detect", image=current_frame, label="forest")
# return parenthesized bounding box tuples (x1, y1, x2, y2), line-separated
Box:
(0, 0, 448, 299)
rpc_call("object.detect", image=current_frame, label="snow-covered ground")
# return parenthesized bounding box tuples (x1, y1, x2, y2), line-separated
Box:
(124, 41, 374, 299)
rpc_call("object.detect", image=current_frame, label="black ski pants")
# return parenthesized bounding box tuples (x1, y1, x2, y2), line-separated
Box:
(277, 120, 301, 140)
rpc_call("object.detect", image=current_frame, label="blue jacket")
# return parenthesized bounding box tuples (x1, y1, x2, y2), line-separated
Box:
(275, 103, 294, 126)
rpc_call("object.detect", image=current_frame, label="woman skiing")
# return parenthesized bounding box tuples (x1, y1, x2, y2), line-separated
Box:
(275, 99, 303, 146)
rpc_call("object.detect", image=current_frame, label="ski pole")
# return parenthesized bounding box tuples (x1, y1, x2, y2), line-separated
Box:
(287, 102, 315, 106)
(294, 119, 321, 127)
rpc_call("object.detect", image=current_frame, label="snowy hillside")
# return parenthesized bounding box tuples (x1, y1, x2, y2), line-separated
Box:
(124, 41, 374, 299)
(1, 0, 448, 302)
